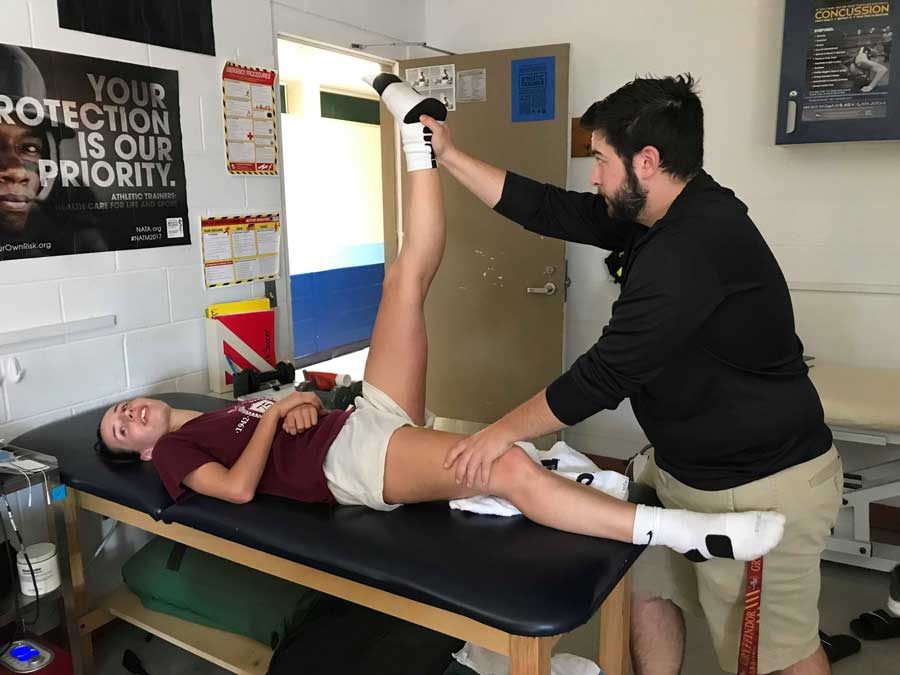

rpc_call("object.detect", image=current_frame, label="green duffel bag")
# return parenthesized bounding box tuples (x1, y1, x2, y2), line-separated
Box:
(123, 537, 320, 648)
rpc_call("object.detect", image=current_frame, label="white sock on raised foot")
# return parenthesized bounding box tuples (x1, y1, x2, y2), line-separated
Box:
(364, 73, 447, 171)
(631, 504, 786, 561)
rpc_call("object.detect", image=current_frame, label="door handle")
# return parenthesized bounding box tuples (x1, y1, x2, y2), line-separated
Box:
(526, 282, 557, 296)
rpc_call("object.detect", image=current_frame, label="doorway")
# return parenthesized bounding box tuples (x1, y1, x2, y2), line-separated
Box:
(277, 38, 389, 372)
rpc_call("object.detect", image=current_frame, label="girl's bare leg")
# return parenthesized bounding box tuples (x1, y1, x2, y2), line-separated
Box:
(383, 426, 637, 542)
(363, 169, 444, 425)
(383, 427, 786, 561)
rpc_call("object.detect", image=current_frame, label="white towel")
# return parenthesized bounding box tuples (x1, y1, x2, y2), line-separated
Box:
(449, 441, 629, 516)
(453, 642, 601, 675)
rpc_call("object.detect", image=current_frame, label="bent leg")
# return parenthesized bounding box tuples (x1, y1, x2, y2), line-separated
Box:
(383, 426, 637, 542)
(383, 427, 786, 561)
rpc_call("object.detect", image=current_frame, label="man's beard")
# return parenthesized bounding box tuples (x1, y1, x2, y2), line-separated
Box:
(606, 164, 647, 222)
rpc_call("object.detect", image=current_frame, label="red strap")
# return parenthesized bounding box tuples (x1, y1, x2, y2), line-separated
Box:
(737, 557, 763, 675)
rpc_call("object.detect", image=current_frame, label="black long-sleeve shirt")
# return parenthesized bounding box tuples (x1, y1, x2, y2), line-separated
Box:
(495, 170, 832, 490)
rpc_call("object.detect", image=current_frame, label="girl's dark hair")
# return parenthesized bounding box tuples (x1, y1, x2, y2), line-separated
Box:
(94, 425, 141, 464)
(580, 73, 703, 181)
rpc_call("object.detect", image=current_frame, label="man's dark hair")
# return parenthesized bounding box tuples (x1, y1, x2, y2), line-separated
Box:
(580, 74, 703, 181)
(94, 425, 141, 464)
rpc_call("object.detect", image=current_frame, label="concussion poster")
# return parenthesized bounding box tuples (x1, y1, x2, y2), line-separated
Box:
(777, 1, 897, 143)
(0, 44, 188, 261)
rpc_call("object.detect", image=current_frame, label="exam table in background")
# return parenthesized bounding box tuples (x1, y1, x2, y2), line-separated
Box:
(810, 363, 900, 571)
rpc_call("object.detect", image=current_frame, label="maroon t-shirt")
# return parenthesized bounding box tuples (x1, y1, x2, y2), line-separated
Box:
(152, 398, 352, 504)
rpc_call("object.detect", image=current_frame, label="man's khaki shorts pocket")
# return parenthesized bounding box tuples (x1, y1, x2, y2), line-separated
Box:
(808, 454, 841, 488)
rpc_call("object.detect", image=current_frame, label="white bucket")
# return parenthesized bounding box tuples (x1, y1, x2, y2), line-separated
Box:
(16, 543, 60, 597)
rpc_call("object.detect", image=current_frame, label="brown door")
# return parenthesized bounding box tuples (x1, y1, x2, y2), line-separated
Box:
(384, 44, 569, 424)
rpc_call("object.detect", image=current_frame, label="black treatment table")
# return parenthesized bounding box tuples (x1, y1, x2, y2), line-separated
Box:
(15, 394, 644, 675)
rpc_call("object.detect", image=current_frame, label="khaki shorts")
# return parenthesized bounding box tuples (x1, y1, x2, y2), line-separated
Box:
(323, 381, 435, 511)
(637, 446, 842, 673)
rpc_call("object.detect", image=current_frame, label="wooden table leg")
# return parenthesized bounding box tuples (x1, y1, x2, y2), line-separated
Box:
(509, 635, 552, 675)
(599, 571, 631, 675)
(63, 496, 95, 674)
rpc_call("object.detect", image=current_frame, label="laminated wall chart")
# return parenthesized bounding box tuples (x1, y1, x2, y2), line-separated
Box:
(222, 62, 279, 174)
(201, 214, 281, 288)
(511, 56, 555, 122)
(405, 64, 457, 110)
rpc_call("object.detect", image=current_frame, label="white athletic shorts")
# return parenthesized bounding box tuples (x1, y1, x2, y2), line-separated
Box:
(323, 381, 435, 511)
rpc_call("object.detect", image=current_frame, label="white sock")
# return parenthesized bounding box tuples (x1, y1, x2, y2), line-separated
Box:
(888, 596, 900, 618)
(631, 504, 786, 561)
(364, 73, 447, 171)
(889, 566, 900, 617)
(399, 122, 439, 172)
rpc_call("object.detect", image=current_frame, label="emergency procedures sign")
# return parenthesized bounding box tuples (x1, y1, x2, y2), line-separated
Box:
(222, 62, 278, 176)
(0, 44, 188, 261)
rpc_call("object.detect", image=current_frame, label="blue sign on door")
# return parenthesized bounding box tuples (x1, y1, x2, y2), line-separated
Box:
(511, 56, 555, 122)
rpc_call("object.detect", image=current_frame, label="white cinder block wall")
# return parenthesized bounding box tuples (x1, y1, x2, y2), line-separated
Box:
(0, 0, 277, 441)
(424, 0, 900, 459)
(0, 0, 428, 597)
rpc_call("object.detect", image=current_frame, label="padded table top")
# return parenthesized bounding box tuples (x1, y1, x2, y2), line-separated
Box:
(809, 362, 900, 433)
(15, 393, 643, 636)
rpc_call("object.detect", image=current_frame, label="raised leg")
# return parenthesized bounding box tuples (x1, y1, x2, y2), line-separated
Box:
(363, 168, 445, 425)
(362, 75, 448, 424)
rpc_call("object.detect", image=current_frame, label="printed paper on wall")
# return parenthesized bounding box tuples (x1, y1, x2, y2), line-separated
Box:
(222, 62, 279, 175)
(201, 214, 281, 288)
(405, 64, 456, 110)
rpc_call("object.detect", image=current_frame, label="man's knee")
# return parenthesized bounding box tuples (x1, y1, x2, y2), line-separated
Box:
(631, 593, 684, 642)
(773, 645, 830, 675)
(631, 595, 685, 675)
(632, 594, 683, 629)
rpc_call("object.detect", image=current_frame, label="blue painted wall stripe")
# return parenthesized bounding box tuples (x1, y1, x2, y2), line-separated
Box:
(291, 263, 384, 359)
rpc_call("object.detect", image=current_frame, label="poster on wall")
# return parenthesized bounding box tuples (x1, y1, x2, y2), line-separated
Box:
(803, 3, 892, 121)
(405, 64, 456, 110)
(511, 56, 555, 123)
(222, 62, 278, 175)
(57, 0, 216, 56)
(457, 68, 487, 103)
(777, 1, 897, 143)
(201, 214, 281, 288)
(0, 44, 189, 261)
